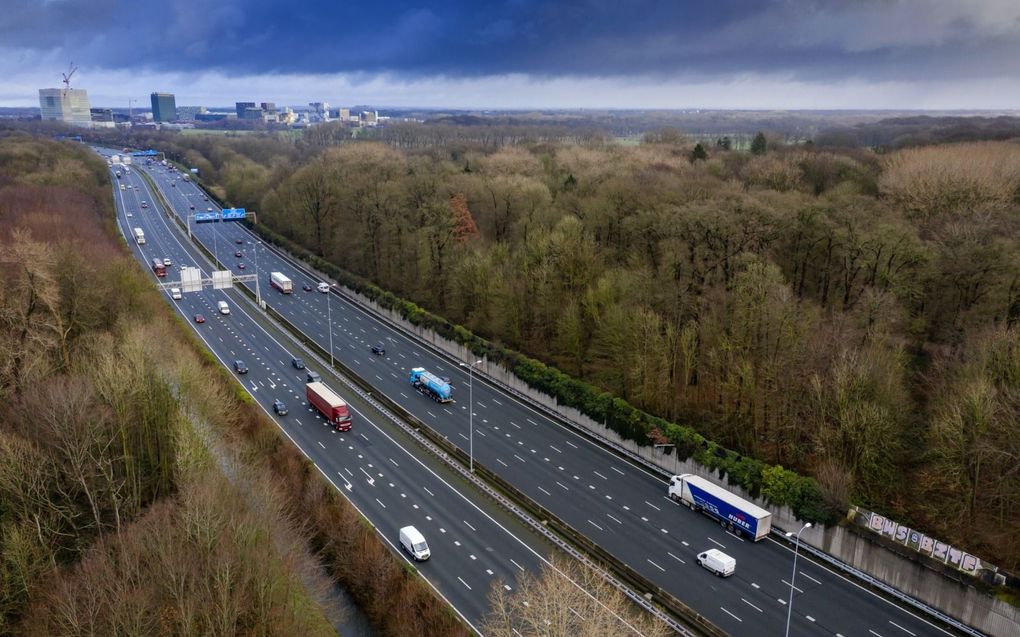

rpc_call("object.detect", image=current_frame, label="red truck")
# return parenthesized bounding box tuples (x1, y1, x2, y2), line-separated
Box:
(306, 382, 353, 431)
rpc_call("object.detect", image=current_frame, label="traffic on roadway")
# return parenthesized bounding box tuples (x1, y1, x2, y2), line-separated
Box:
(110, 150, 964, 637)
(103, 152, 578, 633)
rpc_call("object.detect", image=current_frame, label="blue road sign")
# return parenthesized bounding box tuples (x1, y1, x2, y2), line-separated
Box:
(195, 212, 219, 223)
(221, 208, 247, 220)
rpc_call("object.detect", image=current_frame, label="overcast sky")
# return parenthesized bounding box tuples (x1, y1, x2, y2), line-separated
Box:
(4, 0, 1020, 109)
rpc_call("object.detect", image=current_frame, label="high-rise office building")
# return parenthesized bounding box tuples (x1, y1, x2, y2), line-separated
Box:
(235, 101, 256, 118)
(150, 92, 177, 122)
(38, 88, 93, 126)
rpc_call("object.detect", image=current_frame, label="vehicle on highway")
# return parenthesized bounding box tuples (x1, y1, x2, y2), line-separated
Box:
(410, 367, 453, 403)
(204, 196, 209, 201)
(189, 204, 195, 210)
(233, 360, 248, 374)
(171, 182, 175, 187)
(371, 343, 386, 355)
(170, 288, 182, 300)
(291, 357, 305, 369)
(234, 251, 243, 258)
(696, 549, 735, 577)
(141, 201, 148, 208)
(399, 526, 431, 561)
(668, 474, 772, 541)
(119, 184, 125, 191)
(306, 381, 352, 431)
(302, 284, 313, 292)
(306, 370, 322, 383)
(151, 258, 167, 277)
(133, 227, 145, 245)
(270, 272, 293, 294)
(194, 314, 205, 323)
(163, 257, 172, 266)
(237, 263, 246, 270)
(272, 399, 288, 416)
(235, 238, 243, 244)
(217, 301, 230, 315)
(179, 264, 188, 270)
(206, 207, 213, 212)
(317, 282, 330, 293)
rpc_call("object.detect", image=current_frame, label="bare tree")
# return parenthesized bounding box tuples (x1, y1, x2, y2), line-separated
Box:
(482, 556, 670, 637)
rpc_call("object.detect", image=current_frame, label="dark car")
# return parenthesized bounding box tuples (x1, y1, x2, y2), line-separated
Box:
(189, 204, 195, 210)
(291, 358, 305, 369)
(194, 314, 205, 324)
(371, 343, 386, 355)
(273, 399, 288, 416)
(306, 370, 322, 383)
(170, 182, 175, 187)
(237, 263, 246, 270)
(203, 196, 209, 201)
(235, 238, 243, 244)
(302, 284, 313, 292)
(233, 360, 248, 374)
(234, 251, 243, 257)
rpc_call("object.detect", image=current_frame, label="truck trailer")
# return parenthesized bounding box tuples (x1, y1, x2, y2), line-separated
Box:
(409, 367, 452, 402)
(306, 382, 352, 431)
(668, 474, 772, 541)
(270, 272, 293, 294)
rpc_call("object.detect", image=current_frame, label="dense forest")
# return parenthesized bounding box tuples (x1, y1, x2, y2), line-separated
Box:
(75, 123, 1020, 572)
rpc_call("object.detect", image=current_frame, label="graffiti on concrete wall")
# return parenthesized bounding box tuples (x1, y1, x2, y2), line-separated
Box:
(848, 506, 991, 577)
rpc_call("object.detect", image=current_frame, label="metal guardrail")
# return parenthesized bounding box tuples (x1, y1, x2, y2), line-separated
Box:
(262, 304, 713, 637)
(770, 526, 986, 637)
(139, 163, 981, 637)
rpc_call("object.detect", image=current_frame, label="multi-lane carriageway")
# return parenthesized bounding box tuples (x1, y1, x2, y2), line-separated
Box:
(108, 150, 967, 637)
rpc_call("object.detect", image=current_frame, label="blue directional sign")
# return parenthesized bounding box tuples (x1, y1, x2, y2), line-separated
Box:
(194, 212, 219, 223)
(131, 150, 160, 156)
(221, 208, 247, 221)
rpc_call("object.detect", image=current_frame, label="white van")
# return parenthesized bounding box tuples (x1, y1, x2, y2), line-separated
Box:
(317, 282, 330, 293)
(217, 301, 230, 315)
(170, 288, 182, 300)
(399, 526, 430, 562)
(697, 549, 735, 577)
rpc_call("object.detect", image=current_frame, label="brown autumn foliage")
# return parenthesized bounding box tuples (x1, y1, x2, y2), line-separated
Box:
(482, 556, 670, 637)
(58, 124, 1020, 569)
(1, 131, 468, 636)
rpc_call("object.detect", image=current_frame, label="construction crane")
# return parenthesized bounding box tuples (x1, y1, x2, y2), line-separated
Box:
(62, 63, 78, 91)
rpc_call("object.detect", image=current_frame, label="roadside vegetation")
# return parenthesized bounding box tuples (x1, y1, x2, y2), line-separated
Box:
(75, 124, 1020, 573)
(0, 130, 469, 636)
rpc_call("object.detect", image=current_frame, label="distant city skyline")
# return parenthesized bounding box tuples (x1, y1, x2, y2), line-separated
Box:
(6, 1, 1020, 109)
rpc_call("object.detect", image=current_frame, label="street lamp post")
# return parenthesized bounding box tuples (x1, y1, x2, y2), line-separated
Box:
(460, 359, 483, 472)
(253, 240, 262, 306)
(785, 522, 812, 637)
(326, 283, 335, 368)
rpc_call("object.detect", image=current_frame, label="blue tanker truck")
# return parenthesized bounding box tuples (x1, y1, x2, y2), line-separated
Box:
(409, 367, 453, 403)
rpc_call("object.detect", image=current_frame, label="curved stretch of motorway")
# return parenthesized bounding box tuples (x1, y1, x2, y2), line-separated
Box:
(110, 151, 966, 637)
(102, 156, 569, 632)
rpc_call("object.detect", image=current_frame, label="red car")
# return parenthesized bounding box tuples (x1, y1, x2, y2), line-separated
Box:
(194, 314, 206, 324)
(237, 263, 246, 270)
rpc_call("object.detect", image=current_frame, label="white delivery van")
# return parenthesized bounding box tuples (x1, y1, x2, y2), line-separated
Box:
(217, 301, 230, 315)
(697, 549, 735, 577)
(170, 288, 182, 300)
(399, 526, 430, 561)
(317, 282, 330, 293)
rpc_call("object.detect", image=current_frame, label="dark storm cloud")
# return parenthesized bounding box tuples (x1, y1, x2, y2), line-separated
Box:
(7, 0, 1020, 82)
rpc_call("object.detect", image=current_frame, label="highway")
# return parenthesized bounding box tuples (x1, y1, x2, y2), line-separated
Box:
(120, 152, 964, 637)
(102, 156, 575, 632)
